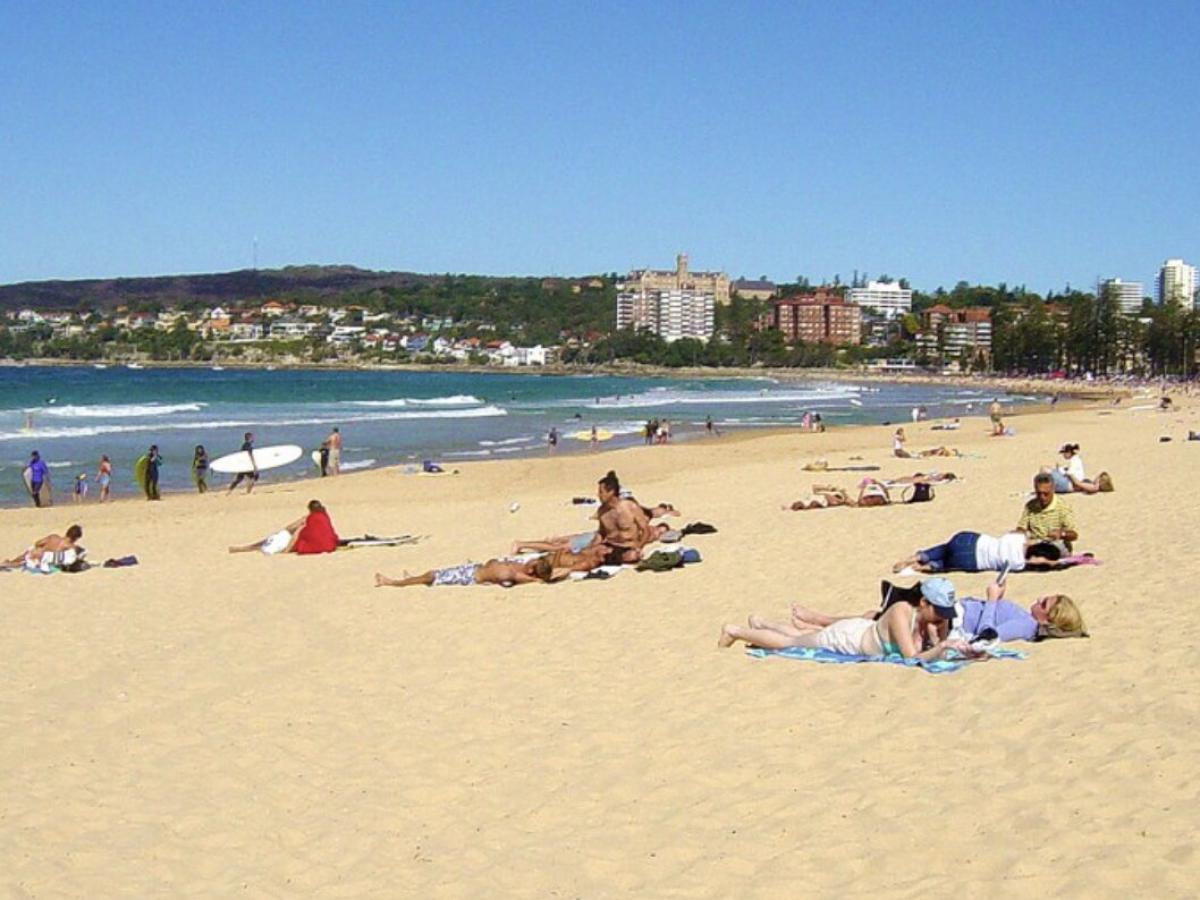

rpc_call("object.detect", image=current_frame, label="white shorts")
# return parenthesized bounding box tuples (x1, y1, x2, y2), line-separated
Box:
(814, 618, 875, 655)
(261, 529, 292, 555)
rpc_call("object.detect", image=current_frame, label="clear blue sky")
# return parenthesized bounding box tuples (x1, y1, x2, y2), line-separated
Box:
(3, 1, 1197, 294)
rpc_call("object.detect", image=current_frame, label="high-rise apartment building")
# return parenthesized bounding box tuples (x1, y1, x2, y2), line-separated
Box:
(616, 289, 714, 342)
(845, 280, 913, 318)
(620, 254, 731, 306)
(1157, 259, 1197, 310)
(1099, 278, 1145, 315)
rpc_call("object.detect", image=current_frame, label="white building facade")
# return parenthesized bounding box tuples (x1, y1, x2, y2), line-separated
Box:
(1157, 259, 1197, 309)
(846, 281, 913, 318)
(1100, 278, 1145, 315)
(616, 289, 714, 342)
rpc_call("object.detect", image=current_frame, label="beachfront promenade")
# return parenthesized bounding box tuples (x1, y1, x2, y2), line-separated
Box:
(2, 393, 1197, 896)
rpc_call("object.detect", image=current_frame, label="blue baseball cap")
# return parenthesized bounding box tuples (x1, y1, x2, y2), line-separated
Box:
(920, 578, 957, 619)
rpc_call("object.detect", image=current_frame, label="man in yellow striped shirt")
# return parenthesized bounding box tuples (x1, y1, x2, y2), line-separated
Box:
(1017, 473, 1078, 549)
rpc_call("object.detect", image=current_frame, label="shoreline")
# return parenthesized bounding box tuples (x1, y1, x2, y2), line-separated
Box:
(0, 390, 1087, 515)
(1, 355, 1135, 401)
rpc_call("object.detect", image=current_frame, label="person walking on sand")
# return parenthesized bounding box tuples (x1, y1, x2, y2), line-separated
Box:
(192, 445, 209, 493)
(989, 398, 1004, 436)
(95, 454, 112, 502)
(227, 432, 259, 494)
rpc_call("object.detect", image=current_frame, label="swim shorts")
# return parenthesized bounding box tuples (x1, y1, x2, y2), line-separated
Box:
(261, 529, 292, 555)
(432, 563, 479, 586)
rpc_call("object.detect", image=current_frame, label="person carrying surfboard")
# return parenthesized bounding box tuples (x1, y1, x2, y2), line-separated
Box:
(227, 432, 259, 494)
(24, 451, 50, 508)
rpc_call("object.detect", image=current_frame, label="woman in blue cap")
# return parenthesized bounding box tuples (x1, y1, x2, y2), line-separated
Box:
(719, 578, 968, 661)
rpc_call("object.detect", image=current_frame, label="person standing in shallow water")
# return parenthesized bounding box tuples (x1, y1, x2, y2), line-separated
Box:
(192, 445, 209, 493)
(146, 445, 162, 500)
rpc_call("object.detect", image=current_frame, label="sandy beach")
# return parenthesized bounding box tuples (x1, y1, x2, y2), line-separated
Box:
(3, 391, 1198, 897)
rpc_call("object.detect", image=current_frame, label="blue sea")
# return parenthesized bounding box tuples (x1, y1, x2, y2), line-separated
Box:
(0, 365, 1026, 507)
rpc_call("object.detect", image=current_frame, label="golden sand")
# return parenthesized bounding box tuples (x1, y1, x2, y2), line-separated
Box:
(2, 392, 1197, 896)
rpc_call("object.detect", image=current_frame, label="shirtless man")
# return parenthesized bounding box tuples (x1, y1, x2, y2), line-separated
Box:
(595, 470, 651, 564)
(374, 555, 554, 588)
(2, 525, 83, 568)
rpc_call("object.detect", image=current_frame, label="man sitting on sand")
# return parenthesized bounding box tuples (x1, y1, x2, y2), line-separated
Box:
(1017, 473, 1078, 550)
(2, 524, 83, 569)
(595, 470, 652, 564)
(228, 500, 340, 555)
(375, 555, 556, 589)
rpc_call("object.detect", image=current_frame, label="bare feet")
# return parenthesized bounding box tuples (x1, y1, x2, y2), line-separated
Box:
(717, 624, 738, 648)
(374, 572, 389, 587)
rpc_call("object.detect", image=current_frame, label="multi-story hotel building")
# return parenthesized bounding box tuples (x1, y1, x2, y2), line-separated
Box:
(616, 289, 714, 342)
(918, 305, 993, 360)
(1099, 278, 1146, 315)
(846, 280, 913, 318)
(1157, 259, 1197, 310)
(620, 254, 731, 306)
(772, 290, 862, 345)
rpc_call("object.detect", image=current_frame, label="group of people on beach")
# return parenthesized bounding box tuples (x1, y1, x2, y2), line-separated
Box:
(721, 420, 1109, 663)
(375, 469, 682, 589)
(19, 426, 346, 506)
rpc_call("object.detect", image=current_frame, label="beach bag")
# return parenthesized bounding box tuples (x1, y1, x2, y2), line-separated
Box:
(680, 548, 702, 565)
(635, 550, 684, 572)
(903, 483, 935, 504)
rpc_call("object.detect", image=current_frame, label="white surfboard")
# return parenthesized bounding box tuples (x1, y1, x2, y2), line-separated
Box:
(209, 444, 304, 475)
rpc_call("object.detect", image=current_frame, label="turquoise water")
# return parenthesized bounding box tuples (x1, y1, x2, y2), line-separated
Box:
(0, 365, 1018, 506)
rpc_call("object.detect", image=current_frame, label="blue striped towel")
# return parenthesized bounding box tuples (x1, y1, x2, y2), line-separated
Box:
(745, 645, 1025, 674)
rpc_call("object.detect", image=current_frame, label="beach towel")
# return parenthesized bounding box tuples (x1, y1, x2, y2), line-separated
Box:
(293, 509, 339, 555)
(745, 645, 1025, 674)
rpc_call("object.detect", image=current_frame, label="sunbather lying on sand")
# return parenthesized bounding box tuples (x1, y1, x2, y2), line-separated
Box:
(787, 578, 1086, 642)
(719, 578, 972, 662)
(891, 531, 1077, 574)
(785, 480, 891, 510)
(375, 555, 557, 589)
(512, 522, 672, 556)
(2, 524, 83, 569)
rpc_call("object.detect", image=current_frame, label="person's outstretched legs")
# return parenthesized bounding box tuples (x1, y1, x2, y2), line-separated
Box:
(375, 570, 436, 588)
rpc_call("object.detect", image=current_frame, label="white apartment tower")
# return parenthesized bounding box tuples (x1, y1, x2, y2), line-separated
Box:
(1099, 278, 1145, 315)
(616, 289, 714, 342)
(1157, 259, 1197, 310)
(846, 280, 913, 318)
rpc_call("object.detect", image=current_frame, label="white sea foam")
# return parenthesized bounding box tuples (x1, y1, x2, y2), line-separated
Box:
(348, 394, 482, 408)
(41, 402, 208, 418)
(47, 461, 75, 468)
(0, 405, 508, 442)
(532, 385, 863, 410)
(479, 436, 535, 447)
(338, 458, 377, 471)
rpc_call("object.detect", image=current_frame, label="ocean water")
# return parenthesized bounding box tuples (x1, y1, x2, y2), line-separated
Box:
(0, 365, 1022, 507)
